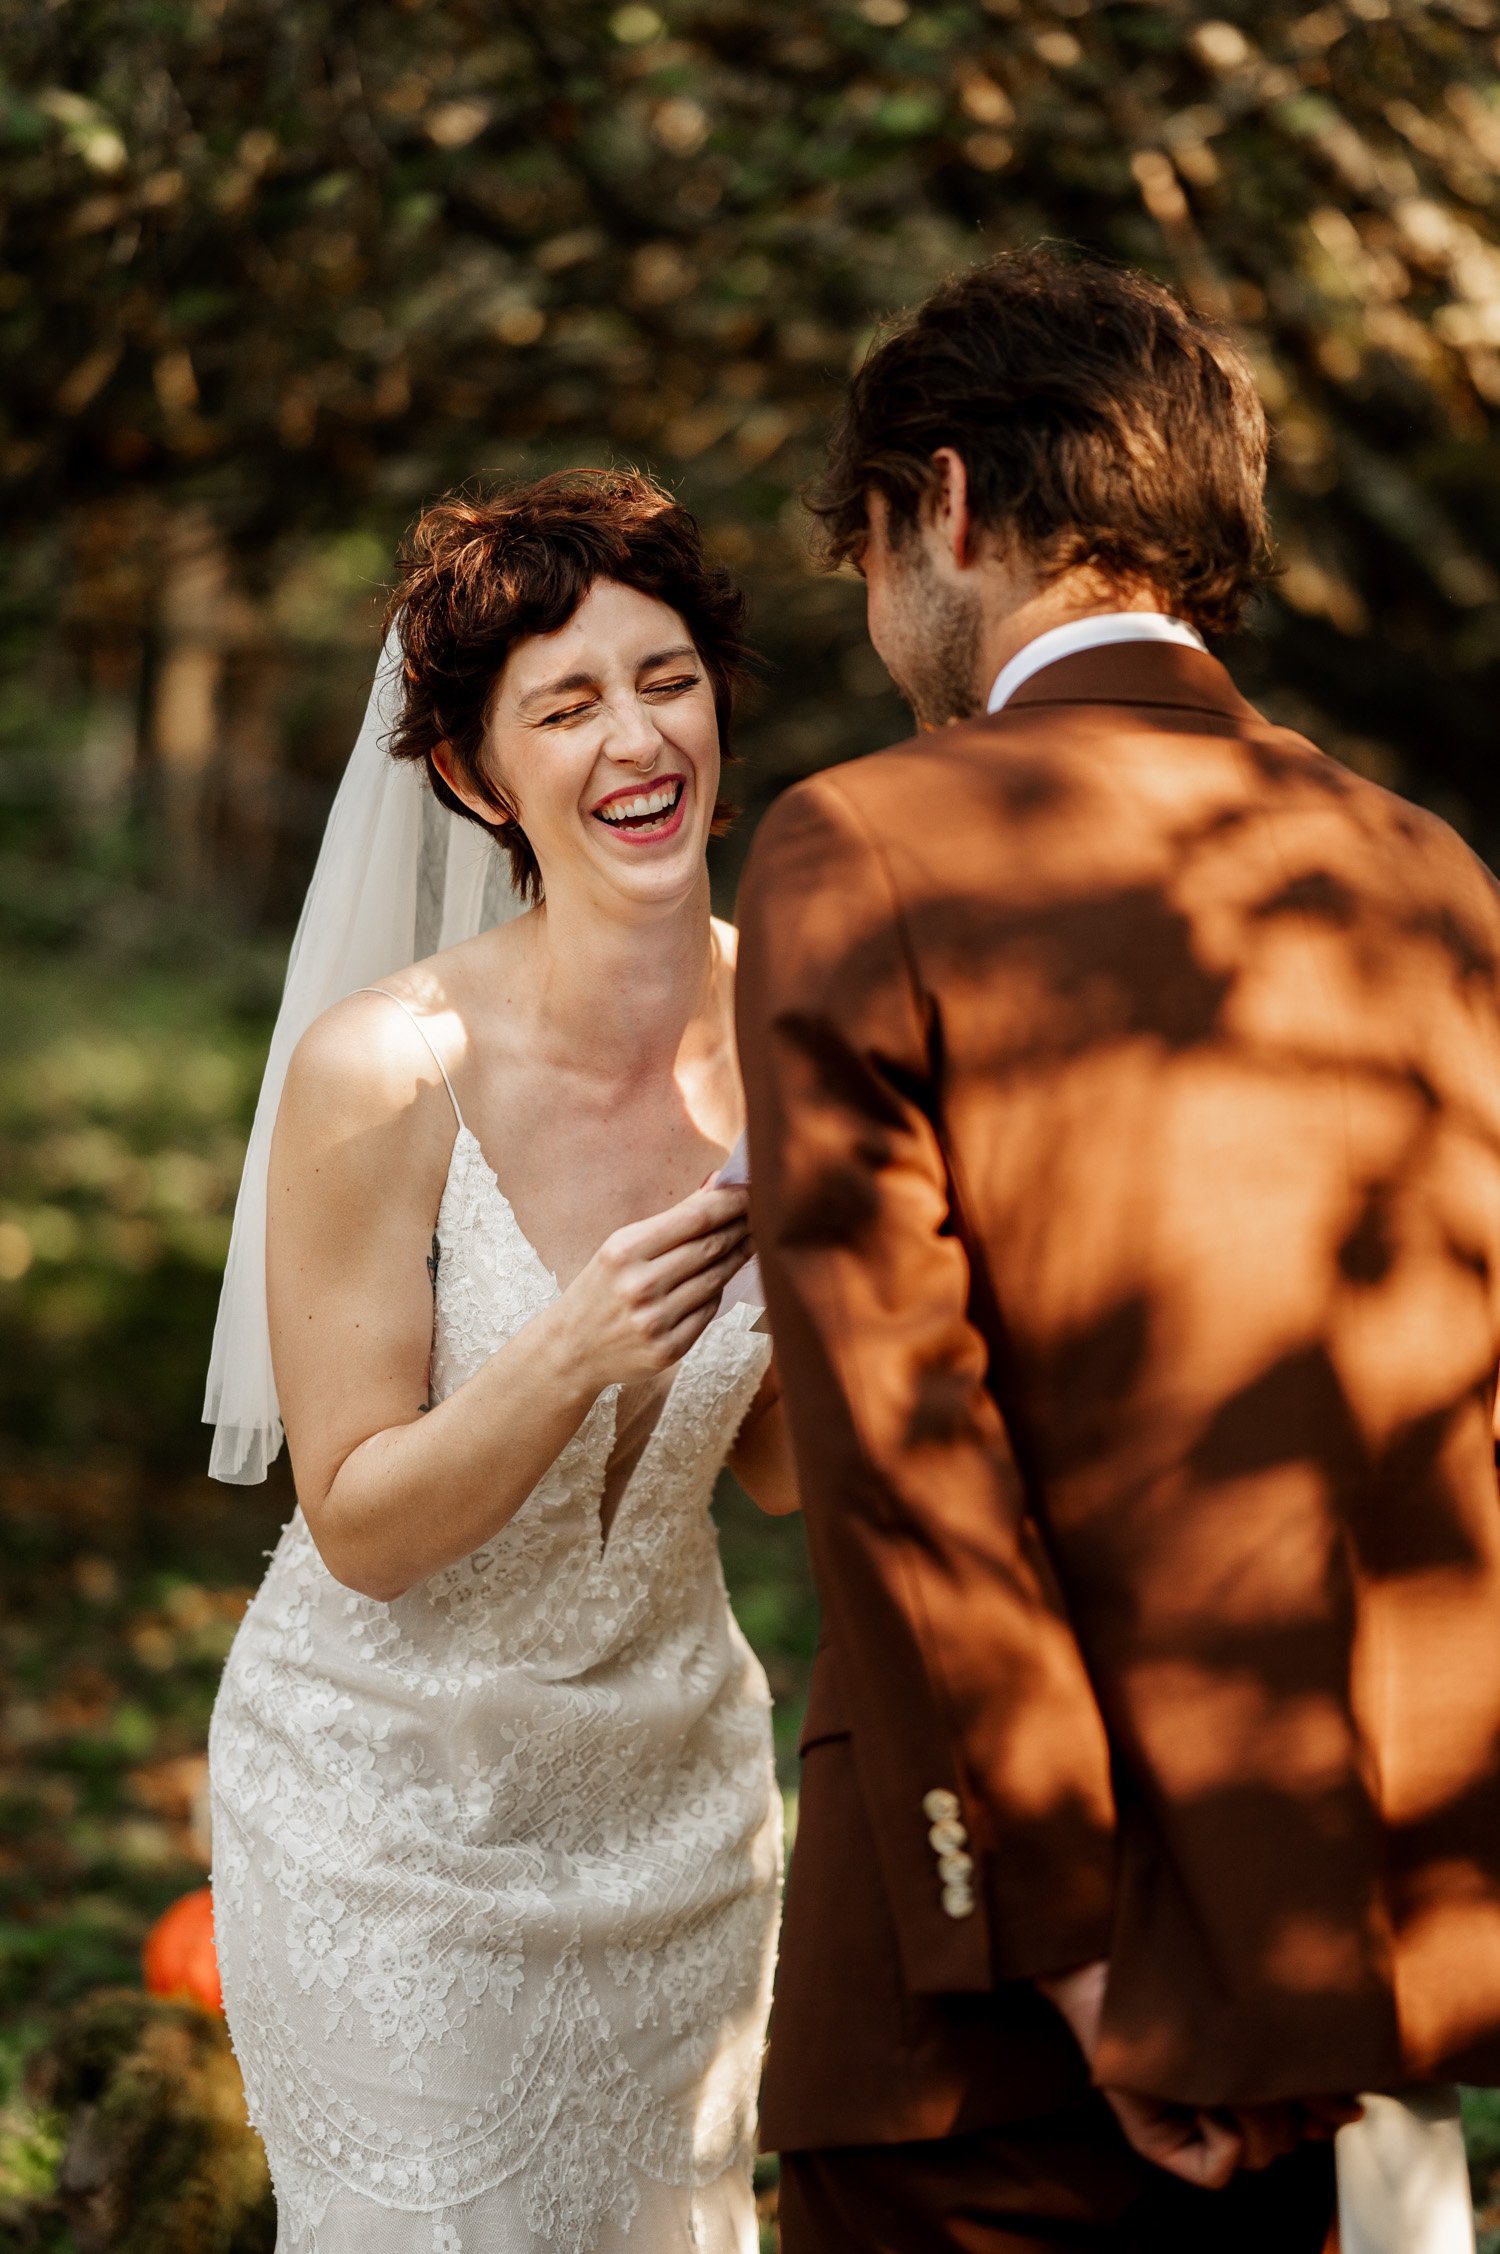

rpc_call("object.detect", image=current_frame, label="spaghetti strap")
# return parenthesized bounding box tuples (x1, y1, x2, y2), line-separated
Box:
(356, 987, 466, 1132)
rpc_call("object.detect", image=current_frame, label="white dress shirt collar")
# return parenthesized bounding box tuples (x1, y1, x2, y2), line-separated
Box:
(985, 612, 1206, 717)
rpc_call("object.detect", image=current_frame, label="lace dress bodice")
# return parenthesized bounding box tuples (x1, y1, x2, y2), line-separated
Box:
(209, 1122, 781, 2254)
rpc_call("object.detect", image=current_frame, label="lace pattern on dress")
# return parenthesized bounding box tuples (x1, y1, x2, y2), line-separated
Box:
(209, 1127, 780, 2254)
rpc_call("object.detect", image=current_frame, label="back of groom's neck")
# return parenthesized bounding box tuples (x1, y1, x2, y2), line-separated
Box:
(975, 564, 1179, 710)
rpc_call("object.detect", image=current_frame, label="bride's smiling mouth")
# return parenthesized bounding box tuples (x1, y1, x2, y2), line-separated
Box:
(590, 775, 688, 844)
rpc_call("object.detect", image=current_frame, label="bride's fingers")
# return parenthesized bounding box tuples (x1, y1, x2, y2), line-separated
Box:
(641, 1222, 750, 1298)
(648, 1292, 725, 1372)
(657, 1299, 728, 1366)
(636, 1253, 748, 1352)
(650, 1249, 752, 1337)
(624, 1186, 749, 1263)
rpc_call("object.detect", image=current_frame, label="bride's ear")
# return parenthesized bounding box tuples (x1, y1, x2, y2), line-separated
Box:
(431, 741, 518, 833)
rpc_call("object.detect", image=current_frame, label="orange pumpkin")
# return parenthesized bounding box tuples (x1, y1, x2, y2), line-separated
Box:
(142, 1885, 223, 2015)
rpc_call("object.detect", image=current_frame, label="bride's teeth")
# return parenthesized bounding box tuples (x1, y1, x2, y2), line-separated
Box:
(599, 781, 681, 825)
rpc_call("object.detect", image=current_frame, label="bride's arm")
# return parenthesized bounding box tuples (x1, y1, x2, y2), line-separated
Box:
(268, 995, 750, 1601)
(729, 1365, 801, 1516)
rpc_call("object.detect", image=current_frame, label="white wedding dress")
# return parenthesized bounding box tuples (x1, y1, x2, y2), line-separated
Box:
(208, 1027, 781, 2254)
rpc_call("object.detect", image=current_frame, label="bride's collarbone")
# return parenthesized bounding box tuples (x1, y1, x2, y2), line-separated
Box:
(457, 1105, 735, 1292)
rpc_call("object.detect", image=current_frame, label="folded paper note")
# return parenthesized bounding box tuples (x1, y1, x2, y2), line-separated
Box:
(1336, 2088, 1475, 2254)
(714, 1134, 765, 1318)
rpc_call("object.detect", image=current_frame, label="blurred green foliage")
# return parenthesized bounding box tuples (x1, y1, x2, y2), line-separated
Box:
(1471, 2087, 1500, 2248)
(0, 959, 275, 1466)
(4, 0, 1500, 870)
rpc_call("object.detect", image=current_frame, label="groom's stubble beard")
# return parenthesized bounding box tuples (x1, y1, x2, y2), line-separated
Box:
(879, 538, 986, 730)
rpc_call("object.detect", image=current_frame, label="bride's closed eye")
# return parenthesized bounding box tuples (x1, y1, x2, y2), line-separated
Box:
(537, 674, 698, 728)
(538, 698, 599, 729)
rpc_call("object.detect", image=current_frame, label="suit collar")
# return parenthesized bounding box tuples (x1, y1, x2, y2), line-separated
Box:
(1002, 640, 1260, 726)
(986, 612, 1205, 714)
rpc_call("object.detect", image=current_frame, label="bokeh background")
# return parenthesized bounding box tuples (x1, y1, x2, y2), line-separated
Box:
(5, 0, 1500, 2244)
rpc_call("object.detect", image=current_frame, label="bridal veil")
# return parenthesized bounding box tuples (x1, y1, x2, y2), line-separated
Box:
(202, 626, 521, 1482)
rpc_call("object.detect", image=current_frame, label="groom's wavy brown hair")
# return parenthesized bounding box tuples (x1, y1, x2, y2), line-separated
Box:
(811, 246, 1270, 638)
(386, 468, 752, 904)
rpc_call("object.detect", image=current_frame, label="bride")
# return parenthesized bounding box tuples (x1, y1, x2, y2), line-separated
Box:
(203, 469, 795, 2254)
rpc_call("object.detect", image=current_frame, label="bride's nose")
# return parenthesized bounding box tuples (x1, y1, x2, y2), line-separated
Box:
(604, 699, 666, 769)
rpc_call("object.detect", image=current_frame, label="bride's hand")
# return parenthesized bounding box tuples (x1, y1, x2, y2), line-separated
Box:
(557, 1184, 752, 1392)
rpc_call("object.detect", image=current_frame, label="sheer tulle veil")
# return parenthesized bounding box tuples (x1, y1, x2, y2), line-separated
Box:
(202, 625, 522, 1482)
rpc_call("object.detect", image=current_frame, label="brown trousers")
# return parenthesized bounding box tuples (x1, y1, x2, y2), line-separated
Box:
(776, 2100, 1339, 2254)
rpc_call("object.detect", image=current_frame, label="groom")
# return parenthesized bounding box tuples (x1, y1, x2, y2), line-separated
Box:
(736, 246, 1500, 2251)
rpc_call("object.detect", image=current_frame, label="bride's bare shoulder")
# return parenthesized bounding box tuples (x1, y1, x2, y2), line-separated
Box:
(279, 988, 453, 1162)
(280, 916, 532, 1147)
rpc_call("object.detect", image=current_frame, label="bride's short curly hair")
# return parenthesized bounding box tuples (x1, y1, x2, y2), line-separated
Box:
(385, 468, 752, 904)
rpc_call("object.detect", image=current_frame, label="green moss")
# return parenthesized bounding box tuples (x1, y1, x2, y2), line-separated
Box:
(21, 1991, 274, 2254)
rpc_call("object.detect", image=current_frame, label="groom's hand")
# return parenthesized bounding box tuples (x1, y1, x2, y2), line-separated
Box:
(1035, 1959, 1108, 2056)
(1100, 2086, 1357, 2187)
(1036, 1964, 1361, 2187)
(1036, 1961, 1246, 2188)
(1101, 2087, 1244, 2189)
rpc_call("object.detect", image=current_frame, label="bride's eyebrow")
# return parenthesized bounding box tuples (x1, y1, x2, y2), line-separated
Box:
(517, 668, 598, 712)
(637, 644, 698, 672)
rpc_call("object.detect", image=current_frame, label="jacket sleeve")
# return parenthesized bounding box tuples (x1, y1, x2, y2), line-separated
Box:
(736, 773, 1117, 1993)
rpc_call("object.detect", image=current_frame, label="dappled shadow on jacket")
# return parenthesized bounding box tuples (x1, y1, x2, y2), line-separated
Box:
(738, 642, 1500, 2143)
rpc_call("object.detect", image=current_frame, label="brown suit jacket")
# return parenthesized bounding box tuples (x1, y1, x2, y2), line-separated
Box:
(735, 642, 1500, 2153)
